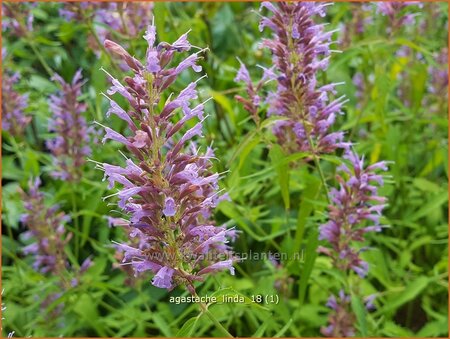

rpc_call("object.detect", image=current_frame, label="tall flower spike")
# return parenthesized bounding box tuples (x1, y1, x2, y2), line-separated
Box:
(234, 59, 274, 125)
(319, 150, 388, 278)
(375, 2, 422, 34)
(321, 290, 356, 337)
(239, 2, 349, 154)
(100, 24, 235, 292)
(428, 48, 448, 100)
(20, 177, 92, 317)
(2, 2, 35, 37)
(20, 177, 72, 276)
(2, 72, 31, 137)
(339, 3, 373, 48)
(47, 70, 95, 181)
(318, 150, 389, 336)
(60, 2, 153, 62)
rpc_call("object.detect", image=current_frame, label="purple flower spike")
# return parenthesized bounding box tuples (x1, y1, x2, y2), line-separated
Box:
(236, 2, 347, 154)
(321, 291, 356, 337)
(20, 178, 71, 276)
(319, 150, 389, 336)
(47, 70, 96, 182)
(100, 24, 235, 292)
(19, 177, 91, 314)
(319, 150, 389, 273)
(2, 3, 35, 38)
(375, 2, 422, 34)
(2, 72, 31, 137)
(427, 48, 448, 101)
(59, 3, 154, 59)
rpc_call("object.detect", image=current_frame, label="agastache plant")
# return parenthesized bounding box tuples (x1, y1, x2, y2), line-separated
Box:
(59, 2, 153, 62)
(20, 177, 72, 278)
(428, 48, 448, 102)
(60, 2, 153, 37)
(375, 2, 422, 34)
(236, 2, 391, 336)
(96, 22, 235, 293)
(2, 2, 34, 38)
(2, 72, 31, 137)
(339, 3, 372, 48)
(47, 70, 95, 181)
(318, 151, 389, 336)
(237, 2, 349, 155)
(94, 2, 154, 41)
(20, 178, 92, 317)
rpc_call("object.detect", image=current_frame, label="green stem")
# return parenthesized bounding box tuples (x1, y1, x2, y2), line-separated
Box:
(9, 137, 25, 170)
(27, 39, 54, 78)
(203, 307, 233, 338)
(6, 4, 54, 78)
(306, 134, 330, 203)
(70, 188, 80, 259)
(191, 289, 233, 338)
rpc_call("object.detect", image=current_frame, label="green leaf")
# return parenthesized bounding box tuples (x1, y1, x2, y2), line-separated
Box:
(176, 316, 200, 337)
(152, 313, 173, 337)
(376, 276, 430, 315)
(28, 74, 57, 93)
(298, 229, 319, 305)
(251, 316, 271, 337)
(228, 129, 260, 168)
(409, 191, 448, 222)
(417, 319, 449, 337)
(294, 175, 321, 253)
(73, 294, 107, 336)
(2, 156, 22, 180)
(269, 144, 290, 210)
(351, 295, 368, 337)
(23, 149, 40, 177)
(274, 318, 293, 337)
(209, 90, 236, 128)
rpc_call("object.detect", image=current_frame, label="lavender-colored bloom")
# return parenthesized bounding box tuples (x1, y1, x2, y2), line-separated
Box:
(428, 48, 448, 98)
(2, 2, 35, 37)
(420, 48, 448, 114)
(321, 291, 356, 337)
(59, 2, 153, 60)
(375, 2, 422, 34)
(2, 72, 31, 137)
(234, 60, 271, 125)
(238, 2, 348, 154)
(152, 266, 175, 289)
(364, 294, 377, 311)
(20, 177, 92, 310)
(95, 3, 154, 43)
(319, 151, 388, 336)
(319, 150, 388, 277)
(339, 3, 373, 48)
(20, 178, 71, 276)
(47, 70, 95, 182)
(99, 25, 235, 292)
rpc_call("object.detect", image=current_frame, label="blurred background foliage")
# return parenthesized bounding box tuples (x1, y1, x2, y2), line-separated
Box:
(1, 1, 448, 337)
